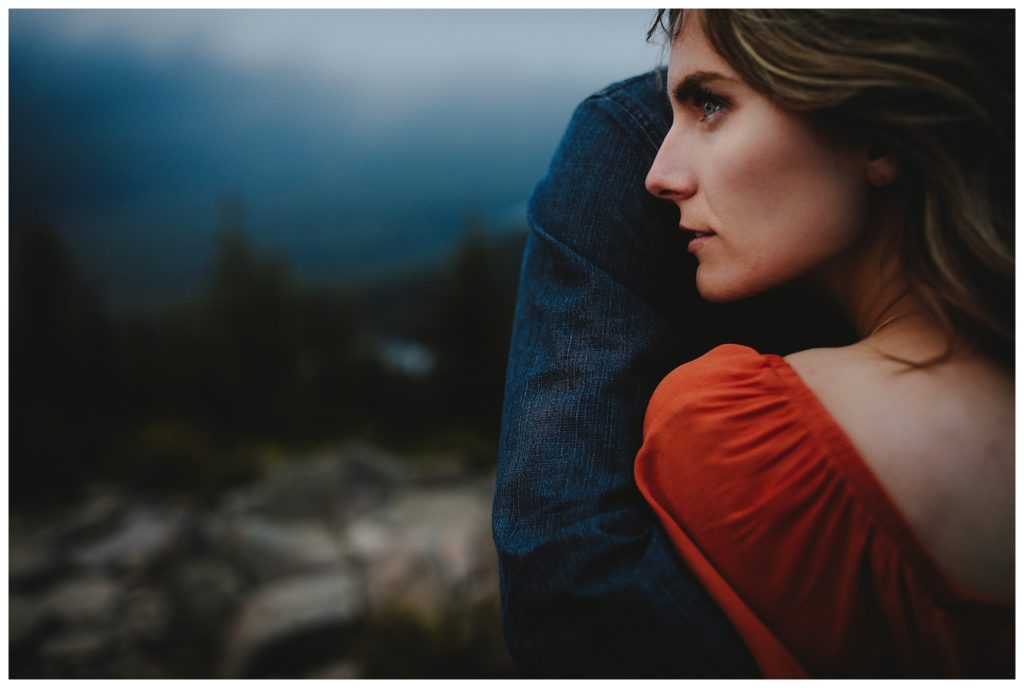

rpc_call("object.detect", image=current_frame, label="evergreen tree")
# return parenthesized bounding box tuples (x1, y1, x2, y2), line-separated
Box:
(424, 222, 515, 443)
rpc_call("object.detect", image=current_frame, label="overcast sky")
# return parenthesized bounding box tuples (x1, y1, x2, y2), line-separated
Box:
(15, 10, 664, 109)
(10, 10, 668, 309)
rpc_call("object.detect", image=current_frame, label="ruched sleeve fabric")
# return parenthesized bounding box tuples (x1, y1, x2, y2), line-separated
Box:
(635, 343, 1014, 678)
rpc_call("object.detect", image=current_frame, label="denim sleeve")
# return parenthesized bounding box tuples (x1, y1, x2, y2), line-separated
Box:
(492, 72, 760, 678)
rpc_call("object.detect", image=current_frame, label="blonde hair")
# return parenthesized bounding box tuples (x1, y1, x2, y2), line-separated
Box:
(650, 10, 1014, 367)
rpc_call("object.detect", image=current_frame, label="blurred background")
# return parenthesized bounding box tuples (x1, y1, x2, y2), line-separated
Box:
(9, 8, 663, 678)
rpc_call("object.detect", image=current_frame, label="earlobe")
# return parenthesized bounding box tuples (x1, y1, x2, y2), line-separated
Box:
(864, 143, 899, 187)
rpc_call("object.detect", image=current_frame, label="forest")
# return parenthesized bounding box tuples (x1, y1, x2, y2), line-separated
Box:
(10, 215, 526, 510)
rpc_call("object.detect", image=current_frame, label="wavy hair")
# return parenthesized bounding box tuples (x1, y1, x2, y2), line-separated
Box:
(649, 10, 1014, 367)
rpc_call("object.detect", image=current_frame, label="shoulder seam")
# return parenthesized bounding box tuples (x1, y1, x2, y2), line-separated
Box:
(588, 94, 662, 153)
(583, 69, 668, 152)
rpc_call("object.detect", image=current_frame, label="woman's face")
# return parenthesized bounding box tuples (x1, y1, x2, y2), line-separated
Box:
(646, 16, 871, 303)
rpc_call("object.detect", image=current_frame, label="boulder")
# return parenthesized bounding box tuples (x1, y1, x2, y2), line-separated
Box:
(208, 516, 343, 582)
(37, 627, 115, 678)
(220, 442, 407, 524)
(222, 568, 366, 678)
(52, 487, 126, 543)
(72, 506, 186, 573)
(9, 536, 61, 588)
(344, 481, 498, 621)
(10, 594, 51, 649)
(166, 557, 245, 644)
(307, 660, 362, 679)
(9, 444, 508, 679)
(118, 585, 172, 647)
(43, 576, 120, 627)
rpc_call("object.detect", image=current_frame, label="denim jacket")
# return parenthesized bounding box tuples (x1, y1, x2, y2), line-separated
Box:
(492, 70, 760, 678)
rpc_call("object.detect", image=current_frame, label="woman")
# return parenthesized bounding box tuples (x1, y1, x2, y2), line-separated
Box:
(635, 10, 1013, 678)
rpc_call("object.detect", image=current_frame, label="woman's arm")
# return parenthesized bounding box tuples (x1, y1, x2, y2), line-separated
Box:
(491, 70, 759, 678)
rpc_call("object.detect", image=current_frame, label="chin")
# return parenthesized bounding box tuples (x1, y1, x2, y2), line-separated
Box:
(695, 270, 759, 304)
(696, 263, 794, 304)
(696, 286, 738, 304)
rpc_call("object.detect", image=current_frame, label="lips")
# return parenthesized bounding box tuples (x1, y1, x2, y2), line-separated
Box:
(684, 227, 715, 253)
(681, 225, 715, 238)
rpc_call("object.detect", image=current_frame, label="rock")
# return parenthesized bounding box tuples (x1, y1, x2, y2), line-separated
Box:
(43, 577, 120, 627)
(344, 483, 498, 621)
(53, 486, 125, 542)
(10, 594, 51, 648)
(222, 568, 366, 678)
(167, 557, 244, 643)
(37, 627, 114, 677)
(210, 516, 343, 582)
(307, 659, 362, 679)
(103, 653, 170, 680)
(341, 441, 409, 486)
(220, 442, 407, 523)
(118, 586, 171, 647)
(8, 444, 506, 679)
(73, 507, 185, 573)
(221, 454, 347, 521)
(9, 536, 61, 588)
(403, 451, 472, 485)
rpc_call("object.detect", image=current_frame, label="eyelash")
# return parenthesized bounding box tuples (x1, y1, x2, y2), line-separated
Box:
(689, 86, 727, 123)
(676, 84, 728, 125)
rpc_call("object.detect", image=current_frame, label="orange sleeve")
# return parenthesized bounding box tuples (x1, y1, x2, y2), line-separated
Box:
(635, 344, 1014, 678)
(636, 344, 808, 677)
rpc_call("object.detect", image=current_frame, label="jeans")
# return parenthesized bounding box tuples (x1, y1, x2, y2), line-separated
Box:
(492, 69, 853, 678)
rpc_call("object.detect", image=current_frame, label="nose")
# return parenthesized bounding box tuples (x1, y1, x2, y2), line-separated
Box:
(645, 127, 698, 201)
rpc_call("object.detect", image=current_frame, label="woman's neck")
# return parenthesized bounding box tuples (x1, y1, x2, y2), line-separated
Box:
(805, 189, 958, 362)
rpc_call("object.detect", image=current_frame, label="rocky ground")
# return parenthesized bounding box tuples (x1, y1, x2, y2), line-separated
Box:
(9, 442, 518, 678)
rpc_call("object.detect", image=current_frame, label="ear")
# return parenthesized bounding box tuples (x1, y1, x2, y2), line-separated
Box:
(864, 142, 899, 187)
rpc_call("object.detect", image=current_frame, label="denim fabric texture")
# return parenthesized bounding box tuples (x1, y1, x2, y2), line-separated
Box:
(492, 69, 751, 678)
(493, 70, 855, 678)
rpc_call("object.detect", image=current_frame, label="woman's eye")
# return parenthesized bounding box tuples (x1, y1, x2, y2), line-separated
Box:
(674, 83, 728, 124)
(701, 99, 722, 120)
(692, 90, 725, 122)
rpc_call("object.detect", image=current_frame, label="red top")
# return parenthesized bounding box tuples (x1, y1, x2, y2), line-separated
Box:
(634, 344, 1013, 678)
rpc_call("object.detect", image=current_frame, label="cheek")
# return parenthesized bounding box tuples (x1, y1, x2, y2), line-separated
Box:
(779, 148, 868, 262)
(697, 114, 868, 299)
(723, 118, 864, 247)
(703, 118, 801, 230)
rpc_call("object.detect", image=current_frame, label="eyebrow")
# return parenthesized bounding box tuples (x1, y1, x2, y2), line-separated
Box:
(669, 70, 738, 105)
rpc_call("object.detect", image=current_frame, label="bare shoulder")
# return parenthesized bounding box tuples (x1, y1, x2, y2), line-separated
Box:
(782, 345, 1014, 602)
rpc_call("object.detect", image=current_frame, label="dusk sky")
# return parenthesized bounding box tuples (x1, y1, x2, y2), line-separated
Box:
(10, 10, 666, 310)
